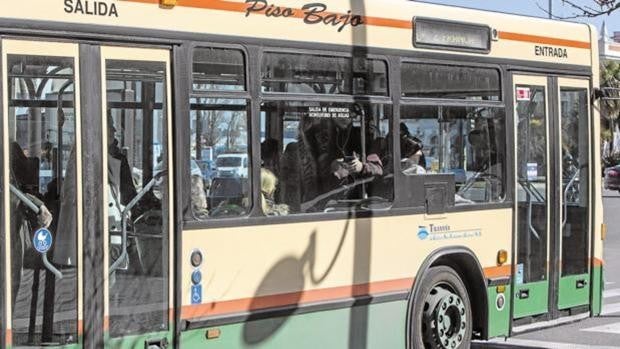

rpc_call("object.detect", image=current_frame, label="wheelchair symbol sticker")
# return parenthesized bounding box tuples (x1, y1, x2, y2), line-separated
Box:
(33, 228, 53, 254)
(191, 284, 202, 304)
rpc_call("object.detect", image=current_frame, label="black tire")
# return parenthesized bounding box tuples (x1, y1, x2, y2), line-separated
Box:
(410, 266, 473, 349)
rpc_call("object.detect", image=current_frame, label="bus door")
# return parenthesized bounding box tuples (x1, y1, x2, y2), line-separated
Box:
(555, 78, 591, 312)
(513, 75, 593, 321)
(513, 75, 551, 319)
(101, 46, 174, 348)
(2, 39, 83, 348)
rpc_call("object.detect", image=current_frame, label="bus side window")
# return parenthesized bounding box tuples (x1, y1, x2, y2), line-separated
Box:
(189, 47, 251, 220)
(260, 101, 393, 214)
(399, 64, 506, 206)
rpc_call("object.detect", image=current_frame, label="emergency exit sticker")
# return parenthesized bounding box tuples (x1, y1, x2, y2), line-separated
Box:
(191, 284, 202, 304)
(516, 264, 524, 285)
(516, 87, 531, 101)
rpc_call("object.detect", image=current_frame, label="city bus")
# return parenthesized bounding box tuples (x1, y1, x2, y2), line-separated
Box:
(0, 0, 605, 348)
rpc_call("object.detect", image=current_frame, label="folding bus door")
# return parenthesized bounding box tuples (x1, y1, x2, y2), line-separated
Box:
(101, 46, 174, 348)
(2, 39, 83, 348)
(555, 78, 591, 311)
(513, 75, 551, 319)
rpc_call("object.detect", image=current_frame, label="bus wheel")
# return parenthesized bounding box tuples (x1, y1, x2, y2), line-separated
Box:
(411, 266, 472, 349)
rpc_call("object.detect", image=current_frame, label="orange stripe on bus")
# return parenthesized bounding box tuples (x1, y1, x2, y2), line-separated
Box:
(498, 31, 590, 49)
(124, 0, 412, 29)
(593, 257, 604, 267)
(123, 0, 591, 49)
(180, 277, 414, 320)
(483, 265, 511, 278)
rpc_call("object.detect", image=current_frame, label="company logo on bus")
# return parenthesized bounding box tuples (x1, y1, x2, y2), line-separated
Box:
(417, 226, 429, 240)
(417, 225, 482, 241)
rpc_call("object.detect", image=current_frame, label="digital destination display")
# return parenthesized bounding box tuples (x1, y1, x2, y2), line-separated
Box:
(413, 17, 491, 53)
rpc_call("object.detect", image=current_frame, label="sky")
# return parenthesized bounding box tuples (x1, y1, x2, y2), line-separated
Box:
(421, 0, 620, 39)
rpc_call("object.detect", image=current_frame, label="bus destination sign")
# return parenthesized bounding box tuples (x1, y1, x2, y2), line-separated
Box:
(413, 17, 491, 53)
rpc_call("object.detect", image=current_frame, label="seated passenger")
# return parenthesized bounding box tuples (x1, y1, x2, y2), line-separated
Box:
(401, 135, 426, 175)
(261, 138, 280, 175)
(190, 160, 209, 219)
(261, 168, 289, 216)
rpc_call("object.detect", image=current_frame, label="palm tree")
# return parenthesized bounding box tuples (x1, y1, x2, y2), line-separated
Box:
(600, 61, 620, 162)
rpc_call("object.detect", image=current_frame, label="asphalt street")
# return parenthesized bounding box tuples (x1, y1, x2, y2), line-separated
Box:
(474, 189, 620, 348)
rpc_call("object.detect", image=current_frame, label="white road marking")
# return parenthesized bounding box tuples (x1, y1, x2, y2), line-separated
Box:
(486, 338, 618, 348)
(603, 288, 620, 298)
(606, 282, 616, 286)
(582, 321, 620, 334)
(602, 301, 620, 315)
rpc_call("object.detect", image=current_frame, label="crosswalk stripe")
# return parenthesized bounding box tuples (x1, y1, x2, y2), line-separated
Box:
(582, 321, 620, 334)
(486, 338, 619, 349)
(602, 301, 620, 315)
(603, 288, 620, 298)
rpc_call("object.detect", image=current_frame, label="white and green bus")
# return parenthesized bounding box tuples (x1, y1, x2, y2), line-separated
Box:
(0, 0, 605, 348)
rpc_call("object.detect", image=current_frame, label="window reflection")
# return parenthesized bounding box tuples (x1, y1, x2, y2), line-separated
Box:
(400, 105, 506, 204)
(261, 101, 393, 214)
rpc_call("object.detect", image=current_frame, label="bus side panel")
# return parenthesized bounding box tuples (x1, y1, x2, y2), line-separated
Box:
(592, 263, 603, 316)
(179, 301, 407, 348)
(179, 208, 512, 345)
(487, 285, 511, 338)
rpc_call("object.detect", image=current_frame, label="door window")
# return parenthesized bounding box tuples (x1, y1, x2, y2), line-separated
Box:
(6, 52, 79, 346)
(515, 85, 548, 284)
(105, 58, 170, 337)
(560, 87, 590, 276)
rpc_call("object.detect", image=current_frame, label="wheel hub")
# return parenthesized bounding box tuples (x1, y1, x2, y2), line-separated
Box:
(423, 286, 467, 349)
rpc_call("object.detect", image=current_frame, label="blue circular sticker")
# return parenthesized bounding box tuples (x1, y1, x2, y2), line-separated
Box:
(33, 228, 53, 254)
(417, 226, 429, 240)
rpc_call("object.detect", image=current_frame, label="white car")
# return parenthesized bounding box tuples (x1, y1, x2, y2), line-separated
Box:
(215, 153, 248, 178)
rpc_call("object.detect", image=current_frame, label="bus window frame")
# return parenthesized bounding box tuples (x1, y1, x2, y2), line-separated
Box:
(181, 45, 516, 231)
(185, 43, 253, 222)
(0, 39, 5, 349)
(396, 58, 510, 209)
(260, 46, 391, 99)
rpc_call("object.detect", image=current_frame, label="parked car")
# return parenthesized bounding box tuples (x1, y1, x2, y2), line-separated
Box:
(604, 164, 620, 192)
(215, 153, 248, 178)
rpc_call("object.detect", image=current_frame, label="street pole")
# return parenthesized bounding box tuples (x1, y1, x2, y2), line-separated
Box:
(549, 0, 553, 18)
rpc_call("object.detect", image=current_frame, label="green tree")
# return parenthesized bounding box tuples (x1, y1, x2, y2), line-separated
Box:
(600, 60, 620, 164)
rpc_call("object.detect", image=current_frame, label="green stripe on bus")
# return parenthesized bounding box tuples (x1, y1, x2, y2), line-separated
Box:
(106, 331, 172, 349)
(487, 285, 511, 338)
(558, 273, 590, 310)
(180, 301, 407, 348)
(592, 265, 603, 316)
(513, 281, 549, 319)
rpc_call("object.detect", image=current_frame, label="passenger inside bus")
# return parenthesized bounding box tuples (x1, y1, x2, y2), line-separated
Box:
(400, 134, 427, 175)
(277, 106, 386, 213)
(260, 168, 289, 216)
(9, 142, 54, 308)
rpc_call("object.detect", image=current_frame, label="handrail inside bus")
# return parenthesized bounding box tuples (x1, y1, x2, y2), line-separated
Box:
(109, 170, 168, 275)
(562, 169, 580, 228)
(9, 184, 64, 279)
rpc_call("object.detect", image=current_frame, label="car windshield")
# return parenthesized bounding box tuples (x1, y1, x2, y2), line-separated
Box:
(216, 156, 242, 167)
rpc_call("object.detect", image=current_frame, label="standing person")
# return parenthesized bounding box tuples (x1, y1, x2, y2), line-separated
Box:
(9, 142, 53, 309)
